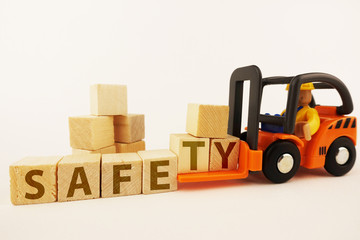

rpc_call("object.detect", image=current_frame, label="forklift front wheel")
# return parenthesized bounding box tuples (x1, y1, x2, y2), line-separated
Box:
(263, 141, 301, 183)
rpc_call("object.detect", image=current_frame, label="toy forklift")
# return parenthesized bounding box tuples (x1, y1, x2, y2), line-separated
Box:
(177, 65, 357, 183)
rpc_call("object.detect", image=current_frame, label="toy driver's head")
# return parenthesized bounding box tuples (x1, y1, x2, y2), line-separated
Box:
(286, 83, 315, 107)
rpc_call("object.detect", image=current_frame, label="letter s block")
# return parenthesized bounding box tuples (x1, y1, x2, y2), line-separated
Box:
(9, 156, 63, 205)
(210, 135, 240, 171)
(170, 134, 209, 173)
(58, 154, 101, 202)
(102, 153, 142, 198)
(138, 150, 177, 195)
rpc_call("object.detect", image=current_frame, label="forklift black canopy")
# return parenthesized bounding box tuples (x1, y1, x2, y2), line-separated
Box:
(228, 65, 353, 150)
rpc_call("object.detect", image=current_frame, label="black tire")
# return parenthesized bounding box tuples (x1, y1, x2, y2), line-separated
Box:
(263, 141, 301, 183)
(324, 137, 356, 176)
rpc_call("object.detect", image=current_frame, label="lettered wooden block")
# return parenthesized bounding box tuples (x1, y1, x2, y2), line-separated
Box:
(69, 115, 114, 150)
(186, 103, 229, 138)
(90, 84, 128, 116)
(115, 141, 145, 153)
(210, 135, 240, 171)
(169, 133, 209, 174)
(102, 153, 142, 198)
(58, 154, 101, 202)
(138, 150, 177, 195)
(114, 114, 145, 143)
(9, 156, 63, 205)
(72, 145, 116, 155)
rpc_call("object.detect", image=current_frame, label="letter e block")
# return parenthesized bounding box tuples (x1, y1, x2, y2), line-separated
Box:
(114, 114, 145, 143)
(90, 84, 128, 116)
(58, 154, 101, 202)
(186, 104, 229, 138)
(210, 135, 240, 171)
(170, 134, 209, 174)
(69, 115, 114, 150)
(9, 156, 63, 205)
(102, 153, 142, 197)
(138, 150, 177, 195)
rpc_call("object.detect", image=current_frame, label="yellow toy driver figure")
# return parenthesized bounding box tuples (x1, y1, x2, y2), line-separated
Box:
(283, 83, 320, 141)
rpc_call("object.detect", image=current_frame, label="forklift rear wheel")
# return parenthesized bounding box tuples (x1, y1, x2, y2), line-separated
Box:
(263, 141, 301, 183)
(324, 137, 356, 176)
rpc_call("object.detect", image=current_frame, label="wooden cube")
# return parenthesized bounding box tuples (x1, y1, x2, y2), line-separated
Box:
(138, 150, 177, 195)
(210, 135, 240, 171)
(9, 156, 63, 205)
(115, 141, 145, 153)
(69, 115, 114, 150)
(114, 114, 145, 143)
(169, 133, 209, 174)
(102, 153, 142, 198)
(72, 145, 116, 155)
(90, 84, 127, 116)
(58, 154, 101, 202)
(186, 103, 229, 138)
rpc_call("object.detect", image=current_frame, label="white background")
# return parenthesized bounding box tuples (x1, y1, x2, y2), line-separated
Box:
(1, 0, 360, 239)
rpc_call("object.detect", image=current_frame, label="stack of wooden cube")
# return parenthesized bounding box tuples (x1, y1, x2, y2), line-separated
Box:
(70, 84, 145, 155)
(170, 103, 240, 173)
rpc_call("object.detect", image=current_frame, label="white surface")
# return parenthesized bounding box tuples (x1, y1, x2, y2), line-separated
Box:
(0, 0, 360, 239)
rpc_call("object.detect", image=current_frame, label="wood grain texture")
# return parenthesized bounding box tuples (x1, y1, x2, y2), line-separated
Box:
(90, 84, 128, 116)
(102, 153, 142, 198)
(58, 154, 101, 202)
(69, 115, 114, 150)
(115, 140, 145, 153)
(186, 104, 229, 138)
(138, 150, 177, 195)
(169, 133, 209, 174)
(72, 145, 116, 155)
(209, 135, 239, 171)
(114, 114, 145, 143)
(9, 156, 63, 205)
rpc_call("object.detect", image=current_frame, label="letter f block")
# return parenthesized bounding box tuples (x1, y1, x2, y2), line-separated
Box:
(170, 134, 209, 173)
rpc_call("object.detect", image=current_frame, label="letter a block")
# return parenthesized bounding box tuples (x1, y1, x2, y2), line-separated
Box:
(90, 84, 128, 116)
(102, 153, 142, 198)
(138, 150, 177, 195)
(9, 156, 63, 205)
(210, 135, 240, 171)
(186, 104, 229, 138)
(170, 134, 209, 173)
(58, 154, 101, 202)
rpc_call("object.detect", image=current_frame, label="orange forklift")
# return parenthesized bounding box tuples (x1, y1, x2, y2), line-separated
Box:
(178, 65, 357, 183)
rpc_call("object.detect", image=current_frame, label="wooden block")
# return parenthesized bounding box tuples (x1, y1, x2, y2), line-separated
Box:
(169, 133, 209, 174)
(102, 153, 142, 198)
(209, 135, 240, 171)
(58, 154, 101, 202)
(138, 150, 177, 195)
(186, 103, 229, 138)
(114, 114, 145, 143)
(115, 141, 145, 153)
(72, 145, 116, 155)
(69, 115, 114, 150)
(90, 84, 128, 116)
(9, 156, 63, 205)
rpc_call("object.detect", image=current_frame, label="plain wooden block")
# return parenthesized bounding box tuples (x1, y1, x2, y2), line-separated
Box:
(9, 156, 63, 205)
(169, 133, 209, 174)
(115, 141, 145, 153)
(58, 154, 101, 202)
(209, 135, 240, 171)
(138, 150, 177, 195)
(114, 114, 145, 143)
(90, 84, 128, 116)
(72, 145, 116, 155)
(186, 103, 229, 138)
(69, 115, 114, 150)
(102, 153, 142, 198)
